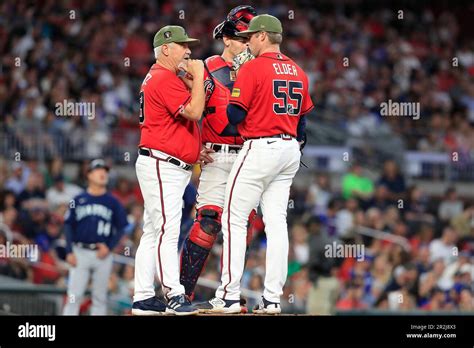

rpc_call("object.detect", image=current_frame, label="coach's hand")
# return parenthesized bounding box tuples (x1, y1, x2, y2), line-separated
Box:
(199, 146, 215, 166)
(184, 59, 204, 79)
(66, 253, 77, 267)
(96, 243, 110, 259)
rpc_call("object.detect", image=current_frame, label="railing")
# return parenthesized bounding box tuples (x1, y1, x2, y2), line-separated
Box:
(405, 151, 474, 182)
(354, 225, 412, 252)
(0, 275, 63, 315)
(0, 129, 140, 163)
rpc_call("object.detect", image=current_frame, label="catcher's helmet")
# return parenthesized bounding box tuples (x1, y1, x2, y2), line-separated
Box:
(213, 5, 257, 39)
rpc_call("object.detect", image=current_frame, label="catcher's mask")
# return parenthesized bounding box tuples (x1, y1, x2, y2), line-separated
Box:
(213, 5, 257, 39)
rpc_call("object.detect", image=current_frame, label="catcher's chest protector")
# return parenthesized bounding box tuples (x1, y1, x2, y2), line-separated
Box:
(203, 55, 241, 141)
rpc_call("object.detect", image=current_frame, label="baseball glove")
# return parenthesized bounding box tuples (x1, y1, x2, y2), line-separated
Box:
(232, 48, 254, 72)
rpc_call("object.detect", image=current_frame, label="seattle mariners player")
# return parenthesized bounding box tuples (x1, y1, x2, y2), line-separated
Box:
(202, 15, 314, 314)
(132, 25, 204, 316)
(179, 5, 258, 304)
(63, 159, 128, 315)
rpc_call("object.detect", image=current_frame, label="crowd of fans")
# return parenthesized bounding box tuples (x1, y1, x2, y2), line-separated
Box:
(1, 1, 474, 161)
(0, 156, 472, 314)
(0, 0, 473, 314)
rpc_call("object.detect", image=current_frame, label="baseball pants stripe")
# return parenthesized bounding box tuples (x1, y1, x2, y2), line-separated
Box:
(155, 160, 168, 290)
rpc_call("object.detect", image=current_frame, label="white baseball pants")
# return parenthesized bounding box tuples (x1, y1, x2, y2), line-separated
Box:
(134, 150, 191, 301)
(215, 138, 301, 303)
(196, 144, 240, 209)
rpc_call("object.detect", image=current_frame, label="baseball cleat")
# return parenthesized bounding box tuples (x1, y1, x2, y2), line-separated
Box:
(195, 297, 241, 314)
(132, 297, 168, 316)
(252, 296, 281, 314)
(166, 294, 199, 316)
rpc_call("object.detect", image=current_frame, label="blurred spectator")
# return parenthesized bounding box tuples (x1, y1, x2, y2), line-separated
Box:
(306, 173, 332, 215)
(335, 198, 358, 239)
(421, 287, 448, 311)
(458, 288, 474, 311)
(377, 160, 406, 200)
(418, 259, 446, 300)
(438, 187, 464, 223)
(32, 214, 66, 285)
(342, 163, 374, 202)
(4, 163, 30, 196)
(306, 217, 340, 315)
(370, 254, 392, 303)
(429, 227, 458, 264)
(336, 280, 368, 310)
(46, 174, 83, 210)
(404, 185, 434, 226)
(317, 198, 341, 237)
(46, 174, 82, 211)
(290, 224, 310, 266)
(17, 172, 46, 207)
(0, 189, 18, 210)
(367, 185, 392, 211)
(111, 177, 139, 209)
(43, 158, 66, 188)
(450, 205, 474, 238)
(383, 263, 419, 303)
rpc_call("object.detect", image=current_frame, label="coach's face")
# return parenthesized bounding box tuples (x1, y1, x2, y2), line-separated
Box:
(164, 42, 191, 71)
(88, 168, 109, 187)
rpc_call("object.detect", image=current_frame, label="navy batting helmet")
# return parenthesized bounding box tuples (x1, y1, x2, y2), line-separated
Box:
(213, 5, 257, 39)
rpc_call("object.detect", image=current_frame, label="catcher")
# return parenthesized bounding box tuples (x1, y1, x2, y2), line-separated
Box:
(179, 5, 259, 308)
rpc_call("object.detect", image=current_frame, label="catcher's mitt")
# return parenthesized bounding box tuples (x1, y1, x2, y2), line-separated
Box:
(232, 48, 254, 72)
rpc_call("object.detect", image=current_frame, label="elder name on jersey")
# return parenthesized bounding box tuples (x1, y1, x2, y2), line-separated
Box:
(273, 63, 298, 76)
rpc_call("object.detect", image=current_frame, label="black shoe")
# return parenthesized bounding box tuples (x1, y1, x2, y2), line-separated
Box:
(132, 297, 168, 316)
(166, 294, 199, 316)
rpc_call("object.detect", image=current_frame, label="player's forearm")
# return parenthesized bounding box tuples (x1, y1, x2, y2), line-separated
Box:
(183, 75, 205, 120)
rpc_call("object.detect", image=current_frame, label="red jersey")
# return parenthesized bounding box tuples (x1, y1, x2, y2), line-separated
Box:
(229, 52, 314, 138)
(138, 64, 201, 164)
(202, 56, 243, 145)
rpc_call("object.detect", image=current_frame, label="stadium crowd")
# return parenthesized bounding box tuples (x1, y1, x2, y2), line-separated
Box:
(1, 156, 472, 314)
(0, 0, 473, 314)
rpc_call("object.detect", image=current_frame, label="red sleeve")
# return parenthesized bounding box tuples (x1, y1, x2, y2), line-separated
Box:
(161, 76, 192, 118)
(229, 62, 256, 111)
(301, 75, 314, 115)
